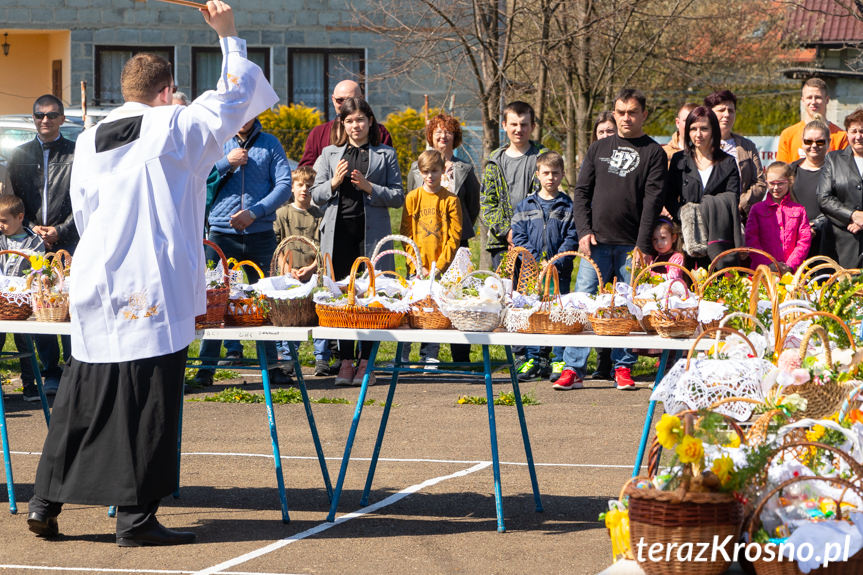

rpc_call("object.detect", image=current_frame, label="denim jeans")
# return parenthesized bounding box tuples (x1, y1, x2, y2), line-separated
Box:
(568, 243, 638, 372)
(35, 334, 67, 379)
(277, 339, 331, 362)
(199, 230, 278, 371)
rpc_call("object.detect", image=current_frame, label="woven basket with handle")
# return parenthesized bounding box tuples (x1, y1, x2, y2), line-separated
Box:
(0, 249, 33, 320)
(266, 235, 320, 327)
(315, 257, 405, 329)
(225, 259, 268, 327)
(196, 239, 230, 329)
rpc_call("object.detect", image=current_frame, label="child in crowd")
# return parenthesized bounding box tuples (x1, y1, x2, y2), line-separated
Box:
(510, 151, 582, 390)
(0, 194, 45, 401)
(650, 218, 686, 281)
(273, 166, 334, 377)
(399, 149, 462, 366)
(745, 161, 811, 273)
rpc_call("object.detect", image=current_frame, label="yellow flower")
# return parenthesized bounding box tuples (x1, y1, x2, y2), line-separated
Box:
(711, 456, 735, 486)
(676, 435, 704, 465)
(724, 434, 741, 449)
(29, 255, 44, 270)
(806, 425, 826, 442)
(779, 272, 794, 285)
(656, 414, 683, 449)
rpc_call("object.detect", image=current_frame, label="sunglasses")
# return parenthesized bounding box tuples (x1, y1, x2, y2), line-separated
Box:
(33, 112, 61, 120)
(803, 138, 826, 146)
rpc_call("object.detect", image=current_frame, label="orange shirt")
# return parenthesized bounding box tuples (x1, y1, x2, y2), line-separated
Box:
(777, 120, 848, 164)
(399, 186, 462, 274)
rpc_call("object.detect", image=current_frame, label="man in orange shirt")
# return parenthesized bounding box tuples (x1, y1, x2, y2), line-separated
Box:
(777, 77, 848, 163)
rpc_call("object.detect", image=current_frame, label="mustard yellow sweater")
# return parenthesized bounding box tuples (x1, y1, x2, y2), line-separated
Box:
(399, 186, 462, 274)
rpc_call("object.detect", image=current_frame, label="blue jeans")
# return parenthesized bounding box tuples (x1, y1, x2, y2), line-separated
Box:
(35, 334, 68, 379)
(199, 230, 278, 371)
(568, 243, 637, 372)
(278, 339, 331, 362)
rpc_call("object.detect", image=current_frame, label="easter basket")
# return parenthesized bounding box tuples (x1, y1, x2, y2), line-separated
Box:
(495, 246, 539, 294)
(315, 257, 406, 329)
(440, 270, 505, 332)
(589, 277, 639, 336)
(266, 235, 320, 327)
(626, 411, 747, 575)
(225, 260, 269, 327)
(632, 262, 700, 335)
(0, 249, 33, 320)
(652, 279, 701, 339)
(196, 239, 230, 329)
(408, 264, 452, 330)
(26, 251, 70, 322)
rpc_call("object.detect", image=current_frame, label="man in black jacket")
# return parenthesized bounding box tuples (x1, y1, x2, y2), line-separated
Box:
(7, 94, 78, 395)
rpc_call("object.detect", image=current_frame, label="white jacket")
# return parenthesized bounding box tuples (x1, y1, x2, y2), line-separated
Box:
(69, 36, 278, 363)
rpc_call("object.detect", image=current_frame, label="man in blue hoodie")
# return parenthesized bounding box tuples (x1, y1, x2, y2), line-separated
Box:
(195, 116, 292, 386)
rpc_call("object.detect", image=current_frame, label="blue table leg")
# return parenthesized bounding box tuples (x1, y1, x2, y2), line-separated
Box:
(1, 386, 16, 514)
(287, 341, 332, 502)
(503, 345, 543, 513)
(258, 341, 289, 523)
(326, 341, 380, 522)
(632, 349, 669, 478)
(482, 345, 505, 533)
(23, 336, 49, 425)
(108, 505, 116, 517)
(360, 342, 402, 506)
(174, 369, 184, 499)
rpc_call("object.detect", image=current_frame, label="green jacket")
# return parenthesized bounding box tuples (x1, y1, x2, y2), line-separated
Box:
(479, 142, 547, 251)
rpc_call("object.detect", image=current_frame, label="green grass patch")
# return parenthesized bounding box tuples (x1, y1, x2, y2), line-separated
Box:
(191, 386, 360, 405)
(457, 390, 540, 406)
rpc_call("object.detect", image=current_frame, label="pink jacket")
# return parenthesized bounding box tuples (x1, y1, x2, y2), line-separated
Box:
(744, 194, 811, 271)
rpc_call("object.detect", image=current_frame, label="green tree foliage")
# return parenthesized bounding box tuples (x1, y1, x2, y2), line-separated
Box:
(383, 107, 441, 189)
(258, 104, 323, 163)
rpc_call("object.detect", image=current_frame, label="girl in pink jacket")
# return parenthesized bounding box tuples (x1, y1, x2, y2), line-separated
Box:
(745, 161, 811, 273)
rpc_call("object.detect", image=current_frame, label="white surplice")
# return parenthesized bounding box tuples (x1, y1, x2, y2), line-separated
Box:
(69, 37, 278, 363)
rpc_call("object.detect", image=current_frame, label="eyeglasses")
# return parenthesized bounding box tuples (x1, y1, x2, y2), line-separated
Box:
(803, 138, 827, 146)
(767, 179, 789, 188)
(33, 112, 61, 120)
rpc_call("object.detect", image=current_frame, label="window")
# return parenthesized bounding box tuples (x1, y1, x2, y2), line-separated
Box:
(191, 47, 270, 99)
(288, 48, 365, 121)
(95, 46, 174, 105)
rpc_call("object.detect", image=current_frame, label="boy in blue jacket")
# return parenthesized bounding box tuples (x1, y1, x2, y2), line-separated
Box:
(511, 151, 582, 389)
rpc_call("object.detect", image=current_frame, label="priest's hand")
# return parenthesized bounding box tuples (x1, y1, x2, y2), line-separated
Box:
(33, 225, 59, 248)
(201, 1, 237, 39)
(229, 209, 255, 231)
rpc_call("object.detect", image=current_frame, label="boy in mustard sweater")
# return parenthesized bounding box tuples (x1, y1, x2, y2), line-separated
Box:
(400, 149, 462, 365)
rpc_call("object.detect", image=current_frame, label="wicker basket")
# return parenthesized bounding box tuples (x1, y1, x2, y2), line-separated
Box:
(196, 239, 230, 329)
(26, 254, 69, 322)
(512, 251, 601, 334)
(651, 279, 700, 338)
(627, 411, 746, 575)
(315, 257, 405, 329)
(632, 262, 699, 335)
(408, 267, 452, 329)
(0, 249, 33, 320)
(442, 270, 504, 332)
(266, 236, 319, 327)
(746, 476, 863, 575)
(495, 246, 539, 294)
(707, 246, 780, 274)
(225, 260, 269, 327)
(589, 278, 639, 336)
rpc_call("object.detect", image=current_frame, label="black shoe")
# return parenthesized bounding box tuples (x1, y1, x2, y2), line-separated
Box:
(281, 361, 295, 376)
(27, 511, 59, 538)
(516, 359, 542, 382)
(267, 368, 293, 386)
(217, 351, 244, 366)
(314, 359, 331, 377)
(22, 384, 41, 403)
(116, 521, 196, 547)
(192, 370, 214, 387)
(539, 359, 552, 379)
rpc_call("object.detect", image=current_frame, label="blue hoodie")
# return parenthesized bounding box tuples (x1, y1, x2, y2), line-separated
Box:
(207, 119, 292, 234)
(511, 191, 579, 281)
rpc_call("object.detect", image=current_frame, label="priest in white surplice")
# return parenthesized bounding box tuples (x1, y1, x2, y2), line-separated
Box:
(27, 1, 278, 547)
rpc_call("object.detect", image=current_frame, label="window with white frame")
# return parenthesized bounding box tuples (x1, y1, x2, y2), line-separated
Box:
(191, 47, 270, 99)
(288, 48, 365, 120)
(95, 46, 174, 105)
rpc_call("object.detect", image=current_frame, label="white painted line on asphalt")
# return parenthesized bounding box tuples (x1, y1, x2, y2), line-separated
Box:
(10, 450, 639, 469)
(190, 461, 492, 575)
(0, 566, 300, 575)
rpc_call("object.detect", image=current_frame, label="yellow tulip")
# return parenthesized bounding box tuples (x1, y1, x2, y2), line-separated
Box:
(711, 456, 735, 486)
(656, 414, 683, 449)
(676, 435, 704, 465)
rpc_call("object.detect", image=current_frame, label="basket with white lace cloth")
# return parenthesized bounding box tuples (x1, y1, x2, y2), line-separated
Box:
(406, 263, 452, 329)
(439, 271, 505, 332)
(0, 250, 33, 320)
(650, 327, 774, 422)
(314, 257, 409, 329)
(588, 278, 642, 336)
(262, 235, 322, 326)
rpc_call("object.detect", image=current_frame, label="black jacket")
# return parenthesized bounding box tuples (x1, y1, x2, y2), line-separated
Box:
(817, 147, 863, 268)
(7, 136, 78, 252)
(664, 150, 742, 267)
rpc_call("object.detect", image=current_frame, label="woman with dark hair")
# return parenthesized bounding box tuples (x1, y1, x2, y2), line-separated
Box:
(311, 97, 404, 385)
(593, 111, 616, 141)
(792, 119, 833, 259)
(664, 106, 741, 269)
(817, 107, 863, 268)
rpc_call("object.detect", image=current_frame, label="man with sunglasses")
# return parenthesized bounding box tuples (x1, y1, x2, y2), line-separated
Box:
(777, 77, 848, 164)
(7, 94, 78, 396)
(298, 79, 392, 167)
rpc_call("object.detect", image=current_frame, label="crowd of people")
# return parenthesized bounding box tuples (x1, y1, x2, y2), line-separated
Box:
(3, 0, 863, 547)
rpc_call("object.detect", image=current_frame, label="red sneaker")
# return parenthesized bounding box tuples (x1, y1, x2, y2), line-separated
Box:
(552, 369, 584, 390)
(615, 366, 636, 390)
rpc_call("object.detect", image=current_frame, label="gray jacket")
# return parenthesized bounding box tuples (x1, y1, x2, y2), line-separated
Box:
(310, 144, 404, 271)
(406, 155, 480, 242)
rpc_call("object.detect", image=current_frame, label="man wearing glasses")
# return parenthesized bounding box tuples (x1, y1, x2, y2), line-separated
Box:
(298, 79, 393, 167)
(777, 77, 848, 164)
(7, 94, 78, 396)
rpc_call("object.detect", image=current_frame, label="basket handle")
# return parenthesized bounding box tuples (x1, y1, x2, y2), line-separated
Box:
(496, 246, 539, 294)
(707, 246, 779, 274)
(454, 270, 506, 306)
(798, 323, 833, 366)
(49, 249, 72, 272)
(764, 440, 863, 487)
(203, 239, 230, 286)
(370, 234, 421, 267)
(698, 267, 757, 297)
(347, 256, 375, 306)
(632, 261, 698, 296)
(746, 475, 863, 540)
(0, 249, 38, 277)
(839, 381, 863, 421)
(661, 277, 692, 310)
(270, 235, 320, 280)
(779, 311, 856, 355)
(323, 252, 337, 281)
(371, 248, 423, 279)
(685, 326, 757, 370)
(376, 269, 407, 287)
(540, 250, 604, 296)
(718, 312, 768, 334)
(232, 259, 266, 283)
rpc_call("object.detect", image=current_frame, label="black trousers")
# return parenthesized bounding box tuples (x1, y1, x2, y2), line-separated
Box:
(28, 496, 160, 537)
(332, 213, 373, 360)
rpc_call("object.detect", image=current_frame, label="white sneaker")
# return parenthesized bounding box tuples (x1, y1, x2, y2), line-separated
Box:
(422, 358, 440, 371)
